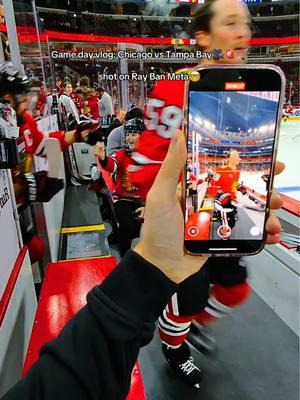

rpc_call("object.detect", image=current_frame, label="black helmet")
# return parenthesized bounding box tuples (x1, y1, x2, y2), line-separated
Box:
(125, 106, 144, 121)
(124, 117, 144, 155)
(0, 65, 31, 97)
(124, 118, 144, 136)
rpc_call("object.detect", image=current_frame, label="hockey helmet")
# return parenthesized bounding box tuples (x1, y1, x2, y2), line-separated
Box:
(124, 117, 145, 136)
(0, 65, 31, 97)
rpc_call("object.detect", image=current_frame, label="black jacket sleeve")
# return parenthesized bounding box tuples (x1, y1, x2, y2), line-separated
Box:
(1, 250, 177, 400)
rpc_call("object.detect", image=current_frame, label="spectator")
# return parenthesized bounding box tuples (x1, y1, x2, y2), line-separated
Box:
(107, 106, 144, 156)
(95, 117, 146, 255)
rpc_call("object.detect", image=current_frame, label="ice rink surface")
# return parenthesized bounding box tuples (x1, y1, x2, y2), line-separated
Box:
(239, 121, 300, 201)
(208, 120, 299, 241)
(274, 121, 300, 201)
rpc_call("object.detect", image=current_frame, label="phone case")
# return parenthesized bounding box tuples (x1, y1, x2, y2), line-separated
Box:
(182, 64, 286, 257)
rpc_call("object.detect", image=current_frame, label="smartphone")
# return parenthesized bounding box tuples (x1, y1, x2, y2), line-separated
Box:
(183, 65, 285, 256)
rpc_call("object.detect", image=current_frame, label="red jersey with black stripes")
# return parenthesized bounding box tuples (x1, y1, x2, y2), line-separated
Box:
(99, 149, 153, 201)
(15, 111, 68, 178)
(132, 78, 185, 165)
(207, 166, 240, 200)
(129, 77, 187, 195)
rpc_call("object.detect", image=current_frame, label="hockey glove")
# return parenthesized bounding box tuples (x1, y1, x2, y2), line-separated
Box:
(22, 171, 64, 203)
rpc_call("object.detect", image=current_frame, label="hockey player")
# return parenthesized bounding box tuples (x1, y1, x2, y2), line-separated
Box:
(282, 104, 293, 122)
(95, 117, 148, 255)
(0, 65, 101, 262)
(59, 81, 79, 123)
(82, 88, 100, 120)
(129, 0, 284, 388)
(208, 149, 241, 236)
(107, 106, 144, 156)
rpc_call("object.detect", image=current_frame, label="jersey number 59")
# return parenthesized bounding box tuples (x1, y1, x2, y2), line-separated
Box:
(144, 99, 183, 139)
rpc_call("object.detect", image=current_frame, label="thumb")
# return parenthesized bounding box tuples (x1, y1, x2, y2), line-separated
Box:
(274, 160, 285, 175)
(152, 130, 186, 198)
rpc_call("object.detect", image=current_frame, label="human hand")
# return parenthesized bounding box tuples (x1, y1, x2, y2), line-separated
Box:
(78, 129, 89, 141)
(134, 130, 208, 284)
(266, 161, 285, 244)
(73, 117, 101, 143)
(94, 142, 106, 160)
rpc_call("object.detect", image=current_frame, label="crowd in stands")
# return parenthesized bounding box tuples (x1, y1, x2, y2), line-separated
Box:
(38, 12, 190, 38)
(33, 0, 299, 18)
(35, 10, 299, 39)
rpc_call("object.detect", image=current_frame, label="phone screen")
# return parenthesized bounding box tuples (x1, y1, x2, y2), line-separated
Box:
(184, 71, 282, 255)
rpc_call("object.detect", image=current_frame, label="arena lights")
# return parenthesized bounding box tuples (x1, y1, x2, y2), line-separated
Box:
(195, 116, 202, 125)
(248, 128, 252, 133)
(259, 125, 268, 134)
(204, 120, 211, 129)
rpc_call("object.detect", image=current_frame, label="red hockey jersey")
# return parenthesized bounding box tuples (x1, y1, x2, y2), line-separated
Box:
(71, 92, 83, 114)
(83, 95, 100, 120)
(207, 165, 240, 200)
(19, 111, 68, 156)
(35, 87, 47, 116)
(132, 79, 185, 164)
(100, 149, 153, 201)
(129, 77, 187, 197)
(15, 111, 68, 179)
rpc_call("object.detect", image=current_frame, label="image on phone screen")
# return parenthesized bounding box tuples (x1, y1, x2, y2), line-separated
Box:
(185, 90, 280, 248)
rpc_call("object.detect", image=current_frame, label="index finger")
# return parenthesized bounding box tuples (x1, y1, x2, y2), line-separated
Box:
(149, 130, 186, 203)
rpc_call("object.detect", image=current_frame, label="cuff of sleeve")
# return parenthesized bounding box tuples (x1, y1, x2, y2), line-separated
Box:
(99, 156, 108, 167)
(100, 250, 177, 323)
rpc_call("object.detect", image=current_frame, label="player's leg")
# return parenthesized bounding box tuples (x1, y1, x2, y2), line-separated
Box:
(191, 257, 250, 342)
(158, 264, 210, 388)
(113, 199, 142, 256)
